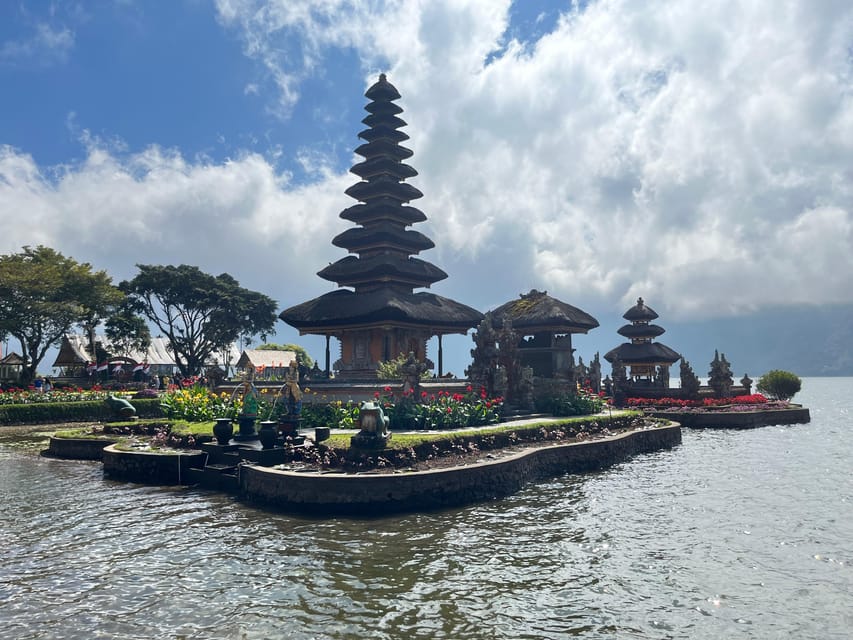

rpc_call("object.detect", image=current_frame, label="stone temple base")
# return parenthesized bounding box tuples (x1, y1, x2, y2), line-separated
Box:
(350, 431, 391, 449)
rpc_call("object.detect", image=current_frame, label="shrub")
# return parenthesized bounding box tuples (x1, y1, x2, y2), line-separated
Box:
(756, 370, 802, 401)
(536, 388, 605, 416)
(0, 398, 162, 425)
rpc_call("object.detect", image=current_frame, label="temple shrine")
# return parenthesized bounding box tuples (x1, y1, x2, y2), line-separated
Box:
(281, 75, 482, 379)
(604, 297, 681, 386)
(490, 289, 599, 379)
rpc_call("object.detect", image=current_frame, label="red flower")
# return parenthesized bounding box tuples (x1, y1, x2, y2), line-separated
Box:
(466, 385, 473, 392)
(384, 386, 392, 393)
(446, 407, 452, 414)
(374, 391, 380, 398)
(421, 391, 428, 398)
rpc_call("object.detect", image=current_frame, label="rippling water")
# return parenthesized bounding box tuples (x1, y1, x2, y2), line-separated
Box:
(1, 378, 850, 639)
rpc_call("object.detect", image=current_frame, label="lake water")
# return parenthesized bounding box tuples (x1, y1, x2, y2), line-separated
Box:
(0, 378, 850, 639)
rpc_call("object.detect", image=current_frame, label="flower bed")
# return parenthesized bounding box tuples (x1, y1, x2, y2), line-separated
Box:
(157, 383, 506, 432)
(0, 387, 112, 405)
(272, 413, 652, 473)
(625, 394, 775, 410)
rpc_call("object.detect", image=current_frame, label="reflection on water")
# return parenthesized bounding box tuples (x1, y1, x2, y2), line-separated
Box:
(1, 379, 851, 639)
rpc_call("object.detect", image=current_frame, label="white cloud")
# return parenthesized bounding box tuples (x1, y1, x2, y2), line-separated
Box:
(0, 142, 349, 310)
(3, 0, 853, 336)
(0, 22, 75, 66)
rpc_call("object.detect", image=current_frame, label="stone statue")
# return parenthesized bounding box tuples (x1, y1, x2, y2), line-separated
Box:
(357, 401, 389, 435)
(106, 395, 136, 419)
(351, 400, 391, 448)
(741, 373, 753, 395)
(400, 351, 428, 397)
(284, 360, 302, 416)
(589, 353, 602, 394)
(238, 380, 259, 418)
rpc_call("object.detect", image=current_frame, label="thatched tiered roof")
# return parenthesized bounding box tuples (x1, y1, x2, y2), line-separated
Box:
(604, 298, 680, 366)
(281, 74, 481, 335)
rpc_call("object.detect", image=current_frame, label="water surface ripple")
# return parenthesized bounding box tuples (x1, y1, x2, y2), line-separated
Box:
(1, 378, 850, 638)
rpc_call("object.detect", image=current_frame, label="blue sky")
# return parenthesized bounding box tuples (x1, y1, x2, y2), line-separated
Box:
(1, 1, 852, 375)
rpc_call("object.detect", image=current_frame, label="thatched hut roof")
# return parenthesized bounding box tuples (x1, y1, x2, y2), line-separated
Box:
(489, 289, 599, 334)
(0, 352, 24, 365)
(235, 350, 296, 370)
(52, 334, 240, 368)
(281, 287, 483, 334)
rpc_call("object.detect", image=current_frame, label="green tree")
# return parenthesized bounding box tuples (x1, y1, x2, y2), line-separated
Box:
(104, 304, 152, 358)
(257, 342, 314, 368)
(0, 246, 123, 383)
(756, 370, 802, 401)
(121, 264, 277, 377)
(376, 352, 431, 380)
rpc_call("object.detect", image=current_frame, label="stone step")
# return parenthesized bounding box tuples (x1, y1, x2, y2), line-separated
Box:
(204, 463, 238, 474)
(184, 466, 239, 493)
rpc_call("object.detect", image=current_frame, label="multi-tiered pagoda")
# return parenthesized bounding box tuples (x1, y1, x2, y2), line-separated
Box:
(281, 74, 482, 378)
(604, 297, 680, 385)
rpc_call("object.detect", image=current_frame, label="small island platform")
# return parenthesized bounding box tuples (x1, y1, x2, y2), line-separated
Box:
(647, 405, 810, 429)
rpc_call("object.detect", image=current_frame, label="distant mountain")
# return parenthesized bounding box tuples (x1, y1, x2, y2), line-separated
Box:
(579, 303, 853, 378)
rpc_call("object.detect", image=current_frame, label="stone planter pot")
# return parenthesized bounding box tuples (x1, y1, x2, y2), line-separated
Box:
(234, 416, 258, 441)
(213, 418, 234, 445)
(258, 421, 278, 450)
(278, 416, 301, 437)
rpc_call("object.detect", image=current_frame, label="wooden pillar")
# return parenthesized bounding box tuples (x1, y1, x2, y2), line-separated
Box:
(325, 335, 331, 377)
(438, 334, 443, 377)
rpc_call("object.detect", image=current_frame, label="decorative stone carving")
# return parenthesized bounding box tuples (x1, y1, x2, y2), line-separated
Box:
(400, 351, 428, 397)
(741, 373, 753, 395)
(679, 359, 701, 399)
(708, 350, 734, 398)
(351, 400, 391, 448)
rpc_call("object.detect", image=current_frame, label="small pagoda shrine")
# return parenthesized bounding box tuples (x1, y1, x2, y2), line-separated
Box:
(604, 297, 680, 386)
(281, 74, 483, 379)
(489, 289, 599, 379)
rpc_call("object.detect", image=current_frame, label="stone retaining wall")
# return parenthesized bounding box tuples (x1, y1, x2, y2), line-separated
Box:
(102, 444, 206, 485)
(239, 423, 681, 515)
(649, 407, 810, 429)
(45, 436, 118, 460)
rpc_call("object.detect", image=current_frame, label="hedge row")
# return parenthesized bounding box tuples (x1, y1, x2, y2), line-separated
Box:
(0, 398, 163, 425)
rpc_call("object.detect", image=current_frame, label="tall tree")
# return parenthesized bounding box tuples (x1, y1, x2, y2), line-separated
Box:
(104, 304, 152, 359)
(0, 246, 123, 382)
(121, 264, 277, 376)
